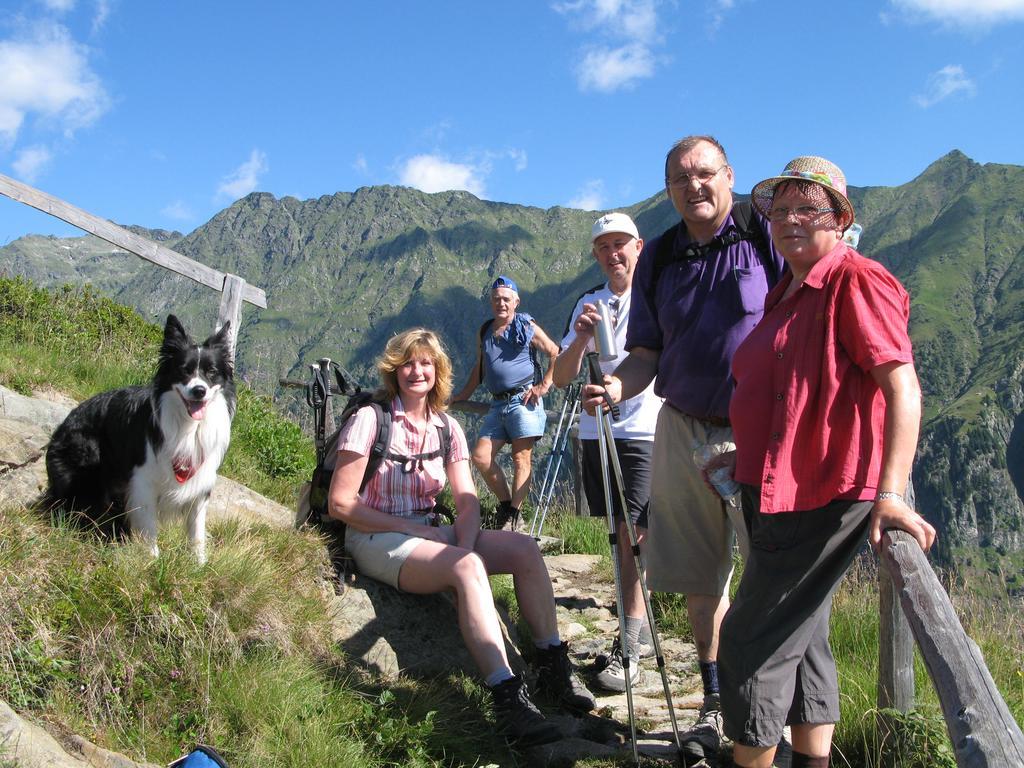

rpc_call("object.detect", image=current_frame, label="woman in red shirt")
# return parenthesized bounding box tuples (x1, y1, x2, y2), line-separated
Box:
(715, 157, 937, 768)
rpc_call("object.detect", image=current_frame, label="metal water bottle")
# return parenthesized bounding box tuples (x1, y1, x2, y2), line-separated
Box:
(594, 299, 617, 362)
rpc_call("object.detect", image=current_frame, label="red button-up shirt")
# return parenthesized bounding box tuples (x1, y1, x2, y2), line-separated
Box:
(730, 243, 914, 513)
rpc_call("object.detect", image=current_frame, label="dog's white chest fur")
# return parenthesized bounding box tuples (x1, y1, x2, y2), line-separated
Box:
(126, 389, 233, 563)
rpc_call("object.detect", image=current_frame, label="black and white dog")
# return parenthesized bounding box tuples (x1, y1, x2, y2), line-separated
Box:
(45, 314, 236, 563)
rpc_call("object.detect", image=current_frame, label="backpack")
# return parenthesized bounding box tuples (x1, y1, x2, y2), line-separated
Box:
(476, 317, 542, 390)
(651, 201, 776, 285)
(169, 745, 229, 768)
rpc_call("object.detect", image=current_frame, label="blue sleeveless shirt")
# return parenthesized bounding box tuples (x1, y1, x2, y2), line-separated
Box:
(482, 312, 537, 394)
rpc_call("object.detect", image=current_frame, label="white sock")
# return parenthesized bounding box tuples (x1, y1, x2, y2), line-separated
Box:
(485, 666, 515, 687)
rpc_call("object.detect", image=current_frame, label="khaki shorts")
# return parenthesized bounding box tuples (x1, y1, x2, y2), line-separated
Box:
(646, 405, 748, 595)
(344, 514, 457, 589)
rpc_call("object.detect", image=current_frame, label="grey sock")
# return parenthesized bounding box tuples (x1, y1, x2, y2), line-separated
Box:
(638, 620, 653, 647)
(624, 616, 643, 659)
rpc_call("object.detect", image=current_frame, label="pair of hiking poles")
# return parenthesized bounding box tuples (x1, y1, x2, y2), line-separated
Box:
(528, 382, 582, 539)
(583, 299, 684, 766)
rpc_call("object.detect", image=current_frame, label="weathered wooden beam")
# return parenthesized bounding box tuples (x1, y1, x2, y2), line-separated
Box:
(0, 172, 267, 308)
(217, 273, 245, 360)
(878, 560, 915, 712)
(880, 529, 1024, 767)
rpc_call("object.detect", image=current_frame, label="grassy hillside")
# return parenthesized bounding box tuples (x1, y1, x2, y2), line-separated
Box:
(1, 278, 1021, 766)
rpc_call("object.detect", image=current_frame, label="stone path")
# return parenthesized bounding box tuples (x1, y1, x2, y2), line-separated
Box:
(539, 553, 711, 765)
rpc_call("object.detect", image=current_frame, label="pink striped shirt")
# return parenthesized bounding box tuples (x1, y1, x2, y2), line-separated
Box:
(337, 396, 469, 515)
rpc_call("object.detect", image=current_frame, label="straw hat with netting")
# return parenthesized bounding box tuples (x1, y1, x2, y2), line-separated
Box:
(751, 156, 855, 232)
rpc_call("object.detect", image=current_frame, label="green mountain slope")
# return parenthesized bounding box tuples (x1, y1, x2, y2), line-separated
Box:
(3, 151, 1021, 563)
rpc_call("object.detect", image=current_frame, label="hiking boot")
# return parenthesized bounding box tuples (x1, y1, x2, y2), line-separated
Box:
(681, 693, 723, 765)
(490, 501, 520, 531)
(533, 642, 597, 712)
(595, 639, 644, 692)
(489, 674, 562, 746)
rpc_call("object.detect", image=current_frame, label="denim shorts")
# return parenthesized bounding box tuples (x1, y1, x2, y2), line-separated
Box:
(479, 393, 546, 441)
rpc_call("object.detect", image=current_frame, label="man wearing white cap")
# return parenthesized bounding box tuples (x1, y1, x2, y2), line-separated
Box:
(553, 212, 663, 692)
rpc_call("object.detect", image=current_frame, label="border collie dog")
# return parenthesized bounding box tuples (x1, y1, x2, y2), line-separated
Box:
(45, 315, 235, 563)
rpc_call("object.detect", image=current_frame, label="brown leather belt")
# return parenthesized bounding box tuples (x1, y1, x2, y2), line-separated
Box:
(667, 402, 730, 427)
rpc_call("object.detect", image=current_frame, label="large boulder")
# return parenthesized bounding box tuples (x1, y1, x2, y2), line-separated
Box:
(326, 573, 526, 679)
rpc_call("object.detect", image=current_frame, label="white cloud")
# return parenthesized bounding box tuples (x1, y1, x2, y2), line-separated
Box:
(577, 42, 655, 92)
(507, 148, 528, 172)
(216, 149, 268, 201)
(914, 64, 976, 107)
(891, 0, 1024, 26)
(568, 179, 605, 210)
(92, 0, 112, 32)
(12, 144, 52, 181)
(161, 200, 194, 221)
(707, 0, 735, 32)
(352, 153, 369, 174)
(555, 0, 663, 92)
(40, 0, 76, 12)
(0, 23, 109, 145)
(398, 154, 486, 197)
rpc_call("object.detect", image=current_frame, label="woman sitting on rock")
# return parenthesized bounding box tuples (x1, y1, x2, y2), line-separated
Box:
(328, 328, 594, 746)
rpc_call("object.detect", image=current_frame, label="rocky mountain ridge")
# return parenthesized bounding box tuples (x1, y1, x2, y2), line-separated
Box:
(3, 149, 1021, 565)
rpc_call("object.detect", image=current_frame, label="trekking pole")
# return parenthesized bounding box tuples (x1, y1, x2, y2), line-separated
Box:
(587, 300, 684, 765)
(586, 351, 638, 763)
(532, 385, 573, 517)
(530, 384, 581, 539)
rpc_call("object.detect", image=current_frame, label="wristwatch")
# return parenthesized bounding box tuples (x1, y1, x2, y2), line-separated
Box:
(875, 491, 905, 504)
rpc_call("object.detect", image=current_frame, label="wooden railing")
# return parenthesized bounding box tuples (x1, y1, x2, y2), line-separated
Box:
(0, 173, 267, 356)
(878, 529, 1024, 766)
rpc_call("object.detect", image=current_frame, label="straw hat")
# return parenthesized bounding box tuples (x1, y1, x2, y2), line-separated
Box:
(750, 156, 855, 231)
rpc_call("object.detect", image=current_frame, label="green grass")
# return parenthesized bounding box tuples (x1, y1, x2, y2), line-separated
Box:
(0, 505, 512, 767)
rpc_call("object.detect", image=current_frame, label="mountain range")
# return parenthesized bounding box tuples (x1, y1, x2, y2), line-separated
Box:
(3, 149, 1022, 569)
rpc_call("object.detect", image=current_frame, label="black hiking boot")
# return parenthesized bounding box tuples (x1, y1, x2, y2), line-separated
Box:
(489, 674, 562, 746)
(488, 500, 520, 531)
(534, 642, 597, 712)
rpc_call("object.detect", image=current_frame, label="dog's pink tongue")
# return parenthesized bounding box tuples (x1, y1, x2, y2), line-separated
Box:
(186, 400, 207, 420)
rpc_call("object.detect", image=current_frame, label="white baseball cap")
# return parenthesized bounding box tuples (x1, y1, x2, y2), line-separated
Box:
(591, 212, 640, 243)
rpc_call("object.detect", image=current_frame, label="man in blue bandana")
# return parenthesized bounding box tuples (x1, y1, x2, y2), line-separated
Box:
(452, 276, 560, 530)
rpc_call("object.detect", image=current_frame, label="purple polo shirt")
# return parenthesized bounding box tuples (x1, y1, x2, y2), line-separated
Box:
(626, 207, 784, 419)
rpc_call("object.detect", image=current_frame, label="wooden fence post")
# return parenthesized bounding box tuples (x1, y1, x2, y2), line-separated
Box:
(878, 561, 915, 712)
(879, 529, 1024, 767)
(217, 273, 245, 361)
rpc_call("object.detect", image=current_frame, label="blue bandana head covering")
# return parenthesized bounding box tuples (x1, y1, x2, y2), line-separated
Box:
(491, 275, 519, 294)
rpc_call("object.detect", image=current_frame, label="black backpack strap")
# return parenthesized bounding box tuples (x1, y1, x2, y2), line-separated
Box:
(476, 318, 492, 382)
(437, 415, 452, 467)
(361, 401, 391, 492)
(560, 282, 605, 340)
(651, 202, 774, 285)
(652, 221, 684, 286)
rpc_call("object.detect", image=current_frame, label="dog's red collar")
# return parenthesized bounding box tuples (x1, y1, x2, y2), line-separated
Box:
(173, 453, 203, 483)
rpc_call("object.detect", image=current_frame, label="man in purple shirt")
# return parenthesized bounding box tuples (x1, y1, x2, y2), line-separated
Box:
(586, 135, 784, 765)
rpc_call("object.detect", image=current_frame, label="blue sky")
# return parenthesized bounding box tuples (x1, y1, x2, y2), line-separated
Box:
(1, 0, 1023, 245)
